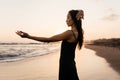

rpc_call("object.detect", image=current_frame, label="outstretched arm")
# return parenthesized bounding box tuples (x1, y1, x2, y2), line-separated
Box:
(16, 30, 72, 42)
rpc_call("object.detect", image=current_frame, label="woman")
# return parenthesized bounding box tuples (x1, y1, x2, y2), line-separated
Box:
(16, 9, 84, 80)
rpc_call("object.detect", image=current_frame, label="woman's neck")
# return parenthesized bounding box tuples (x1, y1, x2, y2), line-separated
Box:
(71, 24, 77, 32)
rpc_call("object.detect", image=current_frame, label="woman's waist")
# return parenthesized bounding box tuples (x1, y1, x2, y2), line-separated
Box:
(60, 58, 75, 63)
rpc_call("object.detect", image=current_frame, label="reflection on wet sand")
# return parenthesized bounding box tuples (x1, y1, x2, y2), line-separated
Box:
(85, 45, 120, 74)
(76, 46, 120, 80)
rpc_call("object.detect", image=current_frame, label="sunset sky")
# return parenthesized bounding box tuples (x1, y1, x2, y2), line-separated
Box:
(0, 0, 120, 42)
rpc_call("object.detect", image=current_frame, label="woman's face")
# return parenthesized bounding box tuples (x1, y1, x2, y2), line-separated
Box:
(66, 13, 74, 26)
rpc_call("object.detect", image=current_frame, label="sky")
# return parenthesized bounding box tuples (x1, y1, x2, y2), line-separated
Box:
(0, 0, 120, 42)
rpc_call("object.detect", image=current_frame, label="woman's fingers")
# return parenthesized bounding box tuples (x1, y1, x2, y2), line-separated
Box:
(16, 31, 20, 35)
(16, 31, 29, 38)
(16, 31, 24, 36)
(16, 31, 22, 35)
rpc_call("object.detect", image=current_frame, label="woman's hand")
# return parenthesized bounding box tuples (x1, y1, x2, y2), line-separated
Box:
(16, 31, 29, 38)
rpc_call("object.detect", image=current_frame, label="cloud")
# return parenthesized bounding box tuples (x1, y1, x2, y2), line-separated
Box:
(92, 0, 104, 3)
(102, 13, 120, 21)
(101, 8, 120, 21)
(106, 8, 115, 12)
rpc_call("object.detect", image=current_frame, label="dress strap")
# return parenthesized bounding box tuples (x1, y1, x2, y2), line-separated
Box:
(71, 30, 77, 41)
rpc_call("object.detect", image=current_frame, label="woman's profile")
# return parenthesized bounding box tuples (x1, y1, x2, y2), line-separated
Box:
(16, 9, 84, 80)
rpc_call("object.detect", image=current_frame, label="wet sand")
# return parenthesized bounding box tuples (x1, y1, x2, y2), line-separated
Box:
(0, 45, 120, 80)
(85, 45, 120, 74)
(79, 45, 120, 80)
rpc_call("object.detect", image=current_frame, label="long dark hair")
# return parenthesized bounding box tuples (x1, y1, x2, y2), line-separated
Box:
(69, 10, 84, 49)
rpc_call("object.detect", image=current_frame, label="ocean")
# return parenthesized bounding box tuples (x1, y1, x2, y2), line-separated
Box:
(0, 43, 59, 62)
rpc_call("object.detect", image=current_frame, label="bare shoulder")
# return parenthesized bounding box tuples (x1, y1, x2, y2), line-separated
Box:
(62, 30, 73, 35)
(60, 30, 73, 38)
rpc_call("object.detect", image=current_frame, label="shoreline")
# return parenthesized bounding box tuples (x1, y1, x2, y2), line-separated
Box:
(0, 45, 120, 80)
(85, 44, 120, 74)
(0, 49, 60, 80)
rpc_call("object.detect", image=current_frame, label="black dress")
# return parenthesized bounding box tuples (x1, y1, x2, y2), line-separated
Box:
(59, 31, 79, 80)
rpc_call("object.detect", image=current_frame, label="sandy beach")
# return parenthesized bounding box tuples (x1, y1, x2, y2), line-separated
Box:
(0, 44, 120, 80)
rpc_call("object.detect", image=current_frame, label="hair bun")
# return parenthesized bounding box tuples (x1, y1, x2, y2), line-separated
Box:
(76, 10, 84, 20)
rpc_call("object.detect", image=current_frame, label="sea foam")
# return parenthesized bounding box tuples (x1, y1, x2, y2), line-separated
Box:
(0, 43, 59, 62)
